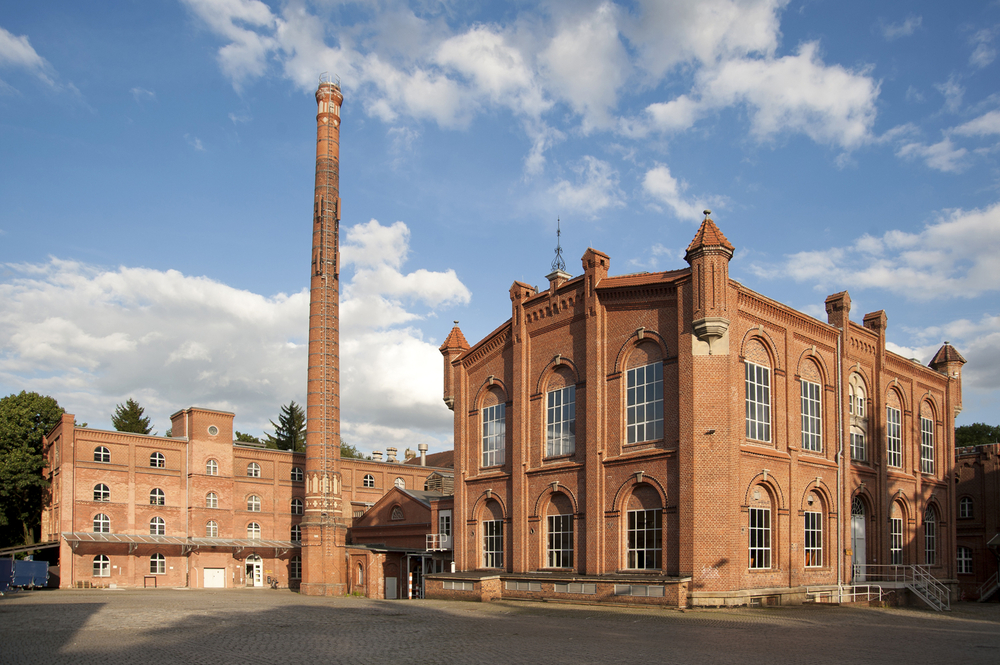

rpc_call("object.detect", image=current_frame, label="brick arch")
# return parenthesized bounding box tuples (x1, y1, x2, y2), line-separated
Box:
(743, 472, 785, 509)
(885, 382, 909, 413)
(535, 356, 581, 396)
(919, 393, 940, 422)
(739, 327, 781, 371)
(847, 362, 873, 394)
(471, 490, 507, 521)
(611, 473, 666, 513)
(613, 328, 669, 374)
(851, 485, 876, 514)
(890, 491, 911, 522)
(798, 479, 833, 512)
(531, 483, 579, 517)
(472, 377, 509, 410)
(924, 496, 944, 523)
(795, 348, 831, 387)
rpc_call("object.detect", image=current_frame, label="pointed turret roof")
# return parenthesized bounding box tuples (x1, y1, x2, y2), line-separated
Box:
(439, 323, 470, 352)
(930, 342, 966, 367)
(686, 214, 734, 254)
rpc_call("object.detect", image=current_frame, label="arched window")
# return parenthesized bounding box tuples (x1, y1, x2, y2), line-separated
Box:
(150, 452, 165, 468)
(546, 366, 577, 456)
(394, 477, 405, 489)
(93, 484, 110, 502)
(247, 495, 261, 512)
(849, 374, 867, 418)
(748, 486, 771, 569)
(481, 500, 504, 569)
(247, 462, 261, 478)
(546, 492, 574, 569)
(363, 474, 375, 488)
(958, 546, 973, 574)
(960, 496, 973, 519)
(291, 524, 301, 541)
(247, 522, 261, 539)
(886, 393, 903, 469)
(481, 388, 506, 467)
(206, 521, 218, 538)
(291, 467, 303, 482)
(920, 412, 935, 474)
(94, 446, 110, 463)
(890, 503, 903, 565)
(290, 555, 302, 580)
(357, 562, 364, 585)
(149, 488, 165, 506)
(799, 361, 822, 453)
(150, 553, 165, 574)
(291, 498, 303, 515)
(391, 506, 404, 520)
(93, 513, 110, 533)
(804, 492, 823, 568)
(626, 484, 662, 570)
(924, 506, 937, 566)
(745, 361, 771, 442)
(150, 516, 165, 536)
(206, 492, 218, 509)
(206, 459, 218, 476)
(627, 357, 664, 444)
(93, 554, 110, 577)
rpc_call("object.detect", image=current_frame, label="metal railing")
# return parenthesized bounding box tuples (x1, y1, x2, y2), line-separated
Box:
(809, 585, 886, 604)
(857, 564, 950, 611)
(426, 534, 451, 551)
(976, 571, 998, 602)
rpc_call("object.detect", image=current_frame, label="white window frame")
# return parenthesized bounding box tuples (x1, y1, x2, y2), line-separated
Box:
(363, 474, 375, 488)
(959, 497, 973, 519)
(291, 498, 303, 515)
(93, 513, 110, 533)
(206, 459, 218, 475)
(291, 467, 303, 482)
(206, 492, 218, 509)
(149, 488, 165, 506)
(546, 385, 576, 456)
(290, 556, 302, 580)
(482, 520, 503, 568)
(804, 511, 822, 567)
(749, 507, 771, 569)
(247, 522, 261, 539)
(800, 380, 822, 452)
(957, 546, 973, 574)
(920, 417, 934, 474)
(247, 462, 261, 478)
(890, 516, 903, 565)
(394, 477, 405, 489)
(150, 452, 165, 468)
(626, 361, 664, 444)
(886, 406, 902, 468)
(850, 430, 867, 462)
(482, 403, 506, 467)
(94, 446, 110, 463)
(93, 484, 110, 502)
(247, 495, 261, 512)
(150, 516, 165, 536)
(206, 521, 218, 538)
(439, 512, 452, 537)
(547, 514, 574, 568)
(924, 507, 937, 566)
(745, 362, 771, 442)
(626, 508, 662, 570)
(150, 553, 165, 575)
(93, 554, 110, 577)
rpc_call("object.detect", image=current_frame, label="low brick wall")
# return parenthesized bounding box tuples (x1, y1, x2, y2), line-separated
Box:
(426, 573, 689, 608)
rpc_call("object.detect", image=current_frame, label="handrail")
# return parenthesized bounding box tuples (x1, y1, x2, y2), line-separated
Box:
(856, 564, 949, 611)
(809, 585, 885, 604)
(976, 571, 999, 601)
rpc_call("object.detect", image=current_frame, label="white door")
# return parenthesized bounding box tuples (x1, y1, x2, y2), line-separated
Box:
(385, 576, 397, 599)
(851, 498, 866, 582)
(204, 568, 225, 588)
(439, 511, 453, 550)
(246, 556, 263, 587)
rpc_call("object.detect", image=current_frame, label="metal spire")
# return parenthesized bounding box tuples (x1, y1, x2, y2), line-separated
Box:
(551, 217, 566, 273)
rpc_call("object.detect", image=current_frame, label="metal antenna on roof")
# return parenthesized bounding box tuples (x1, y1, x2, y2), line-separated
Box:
(551, 217, 566, 272)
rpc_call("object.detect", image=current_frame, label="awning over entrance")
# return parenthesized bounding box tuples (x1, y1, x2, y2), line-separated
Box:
(62, 533, 300, 556)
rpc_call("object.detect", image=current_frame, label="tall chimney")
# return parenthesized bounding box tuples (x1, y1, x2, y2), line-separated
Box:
(418, 443, 428, 466)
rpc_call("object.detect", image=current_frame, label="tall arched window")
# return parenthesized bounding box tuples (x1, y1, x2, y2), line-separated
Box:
(799, 361, 822, 453)
(206, 492, 218, 509)
(481, 499, 504, 569)
(93, 484, 110, 502)
(626, 343, 664, 444)
(206, 521, 219, 538)
(291, 498, 303, 515)
(924, 506, 937, 565)
(247, 462, 261, 478)
(93, 555, 110, 577)
(546, 366, 577, 456)
(93, 514, 110, 533)
(149, 488, 165, 505)
(920, 408, 935, 474)
(748, 486, 772, 569)
(481, 388, 506, 467)
(626, 484, 662, 570)
(150, 553, 165, 574)
(150, 452, 165, 468)
(886, 392, 903, 469)
(546, 492, 574, 569)
(804, 492, 823, 567)
(890, 503, 903, 565)
(94, 446, 110, 463)
(247, 495, 261, 512)
(150, 516, 165, 536)
(247, 522, 261, 539)
(206, 459, 219, 475)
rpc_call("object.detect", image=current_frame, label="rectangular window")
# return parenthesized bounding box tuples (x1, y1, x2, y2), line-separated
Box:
(626, 508, 662, 569)
(290, 557, 302, 580)
(804, 511, 822, 567)
(749, 507, 771, 569)
(957, 547, 973, 574)
(890, 517, 903, 565)
(924, 520, 936, 566)
(801, 380, 822, 452)
(626, 362, 663, 444)
(547, 514, 574, 568)
(439, 513, 451, 537)
(546, 386, 576, 456)
(482, 403, 506, 467)
(850, 431, 867, 462)
(745, 362, 771, 442)
(920, 417, 934, 474)
(886, 407, 902, 468)
(483, 520, 503, 569)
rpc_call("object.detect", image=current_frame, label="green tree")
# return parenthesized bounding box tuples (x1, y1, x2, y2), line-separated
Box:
(112, 398, 154, 435)
(340, 441, 368, 459)
(235, 431, 261, 444)
(264, 401, 307, 452)
(956, 423, 1000, 447)
(0, 391, 63, 548)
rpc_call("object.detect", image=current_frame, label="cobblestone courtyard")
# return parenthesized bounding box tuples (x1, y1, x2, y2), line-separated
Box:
(2, 589, 999, 664)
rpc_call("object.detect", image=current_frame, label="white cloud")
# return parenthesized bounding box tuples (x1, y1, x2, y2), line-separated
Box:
(935, 75, 964, 114)
(130, 87, 155, 103)
(180, 0, 277, 90)
(0, 24, 55, 88)
(749, 202, 1000, 300)
(642, 164, 719, 222)
(880, 15, 922, 41)
(0, 221, 470, 454)
(953, 109, 1000, 137)
(184, 134, 206, 151)
(969, 28, 997, 69)
(896, 137, 967, 172)
(550, 156, 625, 216)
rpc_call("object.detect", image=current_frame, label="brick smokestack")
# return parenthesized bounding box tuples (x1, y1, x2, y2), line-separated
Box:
(301, 77, 347, 596)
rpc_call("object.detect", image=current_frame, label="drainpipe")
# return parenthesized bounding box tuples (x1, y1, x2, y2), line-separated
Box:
(836, 333, 844, 598)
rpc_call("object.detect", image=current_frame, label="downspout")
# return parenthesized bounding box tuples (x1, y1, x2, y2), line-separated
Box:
(836, 333, 844, 598)
(185, 430, 190, 588)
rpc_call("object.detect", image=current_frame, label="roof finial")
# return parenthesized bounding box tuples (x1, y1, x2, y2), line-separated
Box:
(703, 209, 712, 219)
(551, 217, 566, 272)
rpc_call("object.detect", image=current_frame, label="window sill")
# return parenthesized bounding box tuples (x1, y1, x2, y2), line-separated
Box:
(544, 453, 575, 462)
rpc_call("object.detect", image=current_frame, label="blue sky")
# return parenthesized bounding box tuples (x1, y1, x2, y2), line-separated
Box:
(1, 1, 998, 454)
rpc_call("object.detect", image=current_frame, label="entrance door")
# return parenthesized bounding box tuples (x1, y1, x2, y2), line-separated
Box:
(851, 498, 866, 582)
(204, 568, 226, 588)
(385, 576, 397, 599)
(246, 555, 263, 587)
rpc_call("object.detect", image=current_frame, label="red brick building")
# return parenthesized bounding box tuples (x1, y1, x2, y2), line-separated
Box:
(955, 442, 1000, 600)
(429, 215, 964, 608)
(41, 407, 449, 590)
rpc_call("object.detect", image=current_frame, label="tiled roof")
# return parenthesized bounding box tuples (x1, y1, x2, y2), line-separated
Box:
(598, 269, 688, 289)
(930, 343, 967, 366)
(686, 217, 734, 253)
(404, 449, 455, 468)
(439, 325, 470, 352)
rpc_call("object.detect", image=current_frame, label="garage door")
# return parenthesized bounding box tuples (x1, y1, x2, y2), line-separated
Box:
(204, 568, 226, 588)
